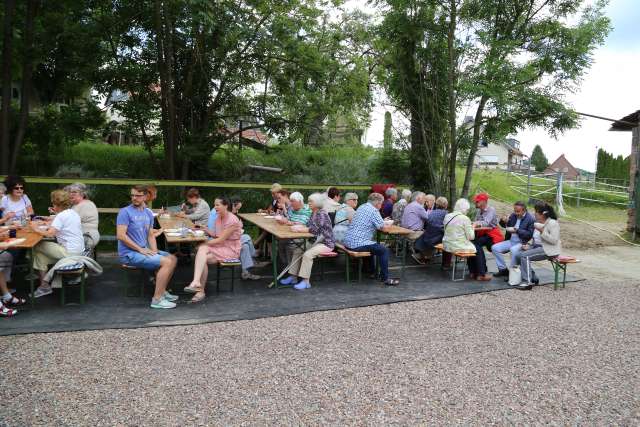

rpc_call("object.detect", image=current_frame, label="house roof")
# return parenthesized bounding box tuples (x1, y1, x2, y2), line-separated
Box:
(544, 154, 579, 177)
(222, 127, 269, 148)
(609, 110, 639, 131)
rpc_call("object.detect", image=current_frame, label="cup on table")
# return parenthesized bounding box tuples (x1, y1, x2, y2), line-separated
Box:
(9, 229, 17, 238)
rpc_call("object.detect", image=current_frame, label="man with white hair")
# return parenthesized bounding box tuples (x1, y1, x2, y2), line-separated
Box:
(276, 191, 311, 264)
(401, 191, 429, 241)
(392, 188, 412, 225)
(381, 187, 398, 218)
(344, 192, 399, 286)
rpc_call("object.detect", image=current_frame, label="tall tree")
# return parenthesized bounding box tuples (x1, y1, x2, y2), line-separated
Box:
(458, 0, 610, 198)
(0, 0, 16, 174)
(382, 111, 392, 150)
(530, 144, 548, 172)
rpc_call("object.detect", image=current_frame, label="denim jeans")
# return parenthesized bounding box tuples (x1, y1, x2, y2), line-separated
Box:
(491, 240, 522, 271)
(349, 243, 390, 281)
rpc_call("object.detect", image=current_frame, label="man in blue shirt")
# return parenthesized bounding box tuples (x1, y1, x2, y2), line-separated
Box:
(117, 185, 178, 309)
(344, 192, 398, 286)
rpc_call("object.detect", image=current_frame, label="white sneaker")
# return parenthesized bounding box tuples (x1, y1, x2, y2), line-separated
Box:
(293, 281, 311, 290)
(150, 298, 176, 309)
(31, 287, 53, 298)
(162, 291, 179, 302)
(241, 272, 261, 280)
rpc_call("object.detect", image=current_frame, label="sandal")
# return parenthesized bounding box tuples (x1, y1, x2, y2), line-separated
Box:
(183, 284, 201, 294)
(190, 291, 206, 303)
(0, 303, 17, 317)
(4, 295, 26, 306)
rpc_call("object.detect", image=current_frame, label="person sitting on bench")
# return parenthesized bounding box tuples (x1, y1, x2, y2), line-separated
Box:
(517, 202, 562, 290)
(492, 201, 534, 278)
(442, 198, 476, 270)
(343, 192, 398, 286)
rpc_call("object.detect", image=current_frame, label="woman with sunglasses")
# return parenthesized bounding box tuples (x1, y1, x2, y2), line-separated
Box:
(0, 175, 34, 225)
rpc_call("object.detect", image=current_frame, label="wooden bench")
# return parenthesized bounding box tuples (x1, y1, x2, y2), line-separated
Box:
(335, 243, 371, 283)
(548, 256, 580, 290)
(120, 264, 155, 297)
(435, 243, 476, 281)
(314, 251, 339, 282)
(216, 260, 242, 293)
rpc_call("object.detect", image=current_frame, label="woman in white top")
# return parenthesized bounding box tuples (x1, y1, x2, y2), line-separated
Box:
(65, 183, 100, 249)
(0, 175, 34, 224)
(30, 190, 85, 298)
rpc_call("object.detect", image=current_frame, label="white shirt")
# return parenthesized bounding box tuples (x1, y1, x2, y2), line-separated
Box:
(0, 195, 32, 219)
(51, 209, 85, 254)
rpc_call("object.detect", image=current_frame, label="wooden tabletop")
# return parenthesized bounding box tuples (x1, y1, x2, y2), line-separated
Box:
(157, 215, 208, 244)
(381, 224, 413, 236)
(239, 213, 314, 239)
(0, 228, 44, 249)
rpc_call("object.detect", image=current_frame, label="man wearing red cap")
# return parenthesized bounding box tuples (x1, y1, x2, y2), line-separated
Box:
(468, 193, 504, 280)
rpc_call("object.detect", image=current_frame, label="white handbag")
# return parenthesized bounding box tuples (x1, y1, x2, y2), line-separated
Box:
(508, 267, 521, 286)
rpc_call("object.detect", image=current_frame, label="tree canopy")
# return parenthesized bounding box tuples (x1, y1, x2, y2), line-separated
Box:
(531, 144, 549, 172)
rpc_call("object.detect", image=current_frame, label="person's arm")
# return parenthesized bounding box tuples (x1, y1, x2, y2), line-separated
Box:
(476, 207, 497, 228)
(517, 216, 534, 243)
(207, 222, 240, 246)
(0, 211, 15, 224)
(464, 219, 476, 241)
(116, 224, 153, 255)
(541, 220, 560, 245)
(31, 224, 58, 238)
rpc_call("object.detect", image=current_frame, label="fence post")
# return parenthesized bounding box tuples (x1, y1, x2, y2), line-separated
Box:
(576, 179, 581, 208)
(556, 171, 566, 216)
(526, 162, 532, 204)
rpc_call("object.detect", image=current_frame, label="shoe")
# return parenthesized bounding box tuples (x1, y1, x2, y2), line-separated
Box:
(0, 303, 17, 317)
(516, 283, 533, 290)
(476, 274, 492, 281)
(8, 288, 15, 293)
(3, 295, 26, 306)
(293, 280, 311, 290)
(384, 278, 400, 286)
(411, 253, 426, 265)
(163, 291, 179, 302)
(242, 272, 262, 280)
(494, 269, 509, 277)
(150, 298, 177, 309)
(279, 276, 298, 285)
(31, 287, 52, 298)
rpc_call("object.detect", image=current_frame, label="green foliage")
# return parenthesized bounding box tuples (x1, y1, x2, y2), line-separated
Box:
(596, 148, 630, 184)
(369, 148, 411, 185)
(530, 144, 549, 172)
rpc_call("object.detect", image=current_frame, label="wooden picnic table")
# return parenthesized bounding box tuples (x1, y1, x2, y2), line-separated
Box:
(239, 213, 313, 288)
(156, 215, 208, 244)
(0, 226, 44, 307)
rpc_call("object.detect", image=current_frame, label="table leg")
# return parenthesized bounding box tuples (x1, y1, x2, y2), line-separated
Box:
(29, 248, 35, 308)
(271, 235, 279, 288)
(401, 237, 407, 279)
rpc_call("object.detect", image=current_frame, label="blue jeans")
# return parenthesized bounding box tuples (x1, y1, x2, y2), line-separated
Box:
(240, 234, 255, 271)
(491, 240, 522, 271)
(349, 243, 390, 281)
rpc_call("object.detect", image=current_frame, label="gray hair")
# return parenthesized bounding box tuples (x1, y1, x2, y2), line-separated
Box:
(385, 187, 397, 198)
(344, 192, 358, 202)
(411, 191, 425, 202)
(307, 192, 326, 208)
(0, 183, 6, 194)
(64, 182, 89, 199)
(454, 198, 471, 214)
(368, 192, 384, 205)
(425, 194, 436, 202)
(290, 191, 304, 202)
(435, 196, 448, 209)
(401, 189, 412, 201)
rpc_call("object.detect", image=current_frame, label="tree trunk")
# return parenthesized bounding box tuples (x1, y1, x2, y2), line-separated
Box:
(0, 0, 16, 174)
(461, 95, 488, 198)
(9, 0, 37, 173)
(446, 0, 458, 206)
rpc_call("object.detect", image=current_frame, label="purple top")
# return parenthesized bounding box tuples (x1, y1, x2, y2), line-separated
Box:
(308, 209, 335, 250)
(401, 201, 430, 231)
(381, 199, 394, 218)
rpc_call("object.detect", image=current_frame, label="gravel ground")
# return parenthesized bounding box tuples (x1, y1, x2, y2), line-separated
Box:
(1, 278, 639, 426)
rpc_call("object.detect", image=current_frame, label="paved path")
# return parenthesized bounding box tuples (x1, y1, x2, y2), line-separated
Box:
(1, 276, 638, 425)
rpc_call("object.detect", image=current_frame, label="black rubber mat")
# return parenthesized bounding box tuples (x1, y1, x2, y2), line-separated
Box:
(0, 253, 581, 336)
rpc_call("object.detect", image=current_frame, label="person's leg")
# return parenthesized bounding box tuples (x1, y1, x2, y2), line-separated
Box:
(473, 237, 491, 277)
(254, 230, 268, 247)
(369, 243, 390, 282)
(508, 243, 522, 268)
(295, 244, 330, 287)
(153, 253, 177, 300)
(188, 244, 210, 288)
(32, 242, 68, 288)
(284, 246, 305, 284)
(491, 240, 512, 272)
(520, 247, 546, 283)
(240, 244, 254, 272)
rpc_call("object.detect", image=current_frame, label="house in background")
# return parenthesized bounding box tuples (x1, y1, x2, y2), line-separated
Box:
(474, 137, 525, 170)
(544, 154, 580, 180)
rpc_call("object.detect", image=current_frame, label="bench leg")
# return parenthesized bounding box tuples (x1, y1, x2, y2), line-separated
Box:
(344, 253, 350, 284)
(216, 264, 221, 293)
(231, 265, 235, 292)
(60, 278, 65, 305)
(552, 262, 559, 290)
(358, 258, 363, 283)
(80, 272, 86, 304)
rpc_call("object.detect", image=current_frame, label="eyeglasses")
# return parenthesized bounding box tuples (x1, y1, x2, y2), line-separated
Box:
(130, 193, 146, 198)
(13, 186, 24, 190)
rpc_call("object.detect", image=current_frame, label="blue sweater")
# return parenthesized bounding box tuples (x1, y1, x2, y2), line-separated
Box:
(500, 212, 535, 244)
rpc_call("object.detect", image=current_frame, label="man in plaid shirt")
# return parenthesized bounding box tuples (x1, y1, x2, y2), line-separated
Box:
(344, 192, 399, 286)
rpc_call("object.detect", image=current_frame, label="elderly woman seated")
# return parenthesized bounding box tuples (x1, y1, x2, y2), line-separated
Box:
(65, 183, 100, 250)
(0, 232, 26, 316)
(176, 188, 210, 227)
(414, 196, 449, 264)
(392, 189, 412, 225)
(332, 192, 359, 244)
(279, 193, 335, 290)
(442, 198, 476, 268)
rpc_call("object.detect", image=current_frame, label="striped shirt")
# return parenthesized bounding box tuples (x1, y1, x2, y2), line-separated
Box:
(288, 204, 311, 225)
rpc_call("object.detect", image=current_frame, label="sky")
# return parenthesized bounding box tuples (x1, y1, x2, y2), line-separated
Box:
(360, 0, 640, 172)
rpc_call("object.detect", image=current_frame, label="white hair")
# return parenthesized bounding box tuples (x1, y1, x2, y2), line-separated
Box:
(290, 191, 304, 202)
(307, 192, 326, 208)
(385, 187, 397, 197)
(454, 198, 471, 214)
(411, 191, 425, 202)
(401, 189, 412, 201)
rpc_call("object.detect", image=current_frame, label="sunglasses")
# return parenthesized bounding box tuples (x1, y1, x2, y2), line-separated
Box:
(13, 186, 24, 190)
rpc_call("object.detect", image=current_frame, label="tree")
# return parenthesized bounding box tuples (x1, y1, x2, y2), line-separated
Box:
(530, 144, 548, 172)
(458, 0, 610, 198)
(382, 111, 392, 150)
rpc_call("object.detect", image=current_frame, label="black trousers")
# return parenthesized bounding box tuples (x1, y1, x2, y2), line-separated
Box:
(468, 235, 493, 275)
